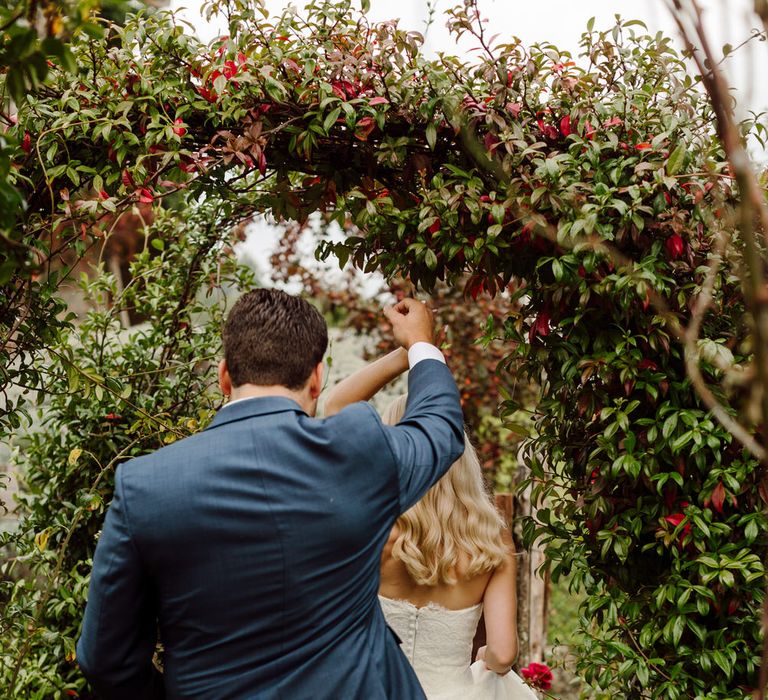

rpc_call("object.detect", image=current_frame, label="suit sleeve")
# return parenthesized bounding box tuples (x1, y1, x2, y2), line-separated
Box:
(377, 358, 465, 512)
(76, 464, 164, 700)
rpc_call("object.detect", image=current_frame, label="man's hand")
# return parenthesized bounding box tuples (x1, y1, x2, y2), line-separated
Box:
(383, 299, 435, 349)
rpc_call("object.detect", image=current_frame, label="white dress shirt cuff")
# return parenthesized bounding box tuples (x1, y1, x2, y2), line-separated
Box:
(408, 342, 446, 368)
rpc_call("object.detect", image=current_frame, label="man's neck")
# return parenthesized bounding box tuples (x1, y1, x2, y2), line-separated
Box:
(228, 384, 314, 415)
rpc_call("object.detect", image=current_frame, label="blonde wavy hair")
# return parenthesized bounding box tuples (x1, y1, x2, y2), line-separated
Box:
(382, 394, 508, 586)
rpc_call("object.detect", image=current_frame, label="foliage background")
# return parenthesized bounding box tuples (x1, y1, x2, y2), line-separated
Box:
(1, 0, 767, 697)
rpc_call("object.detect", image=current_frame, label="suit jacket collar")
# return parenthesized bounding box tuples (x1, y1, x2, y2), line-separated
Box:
(206, 396, 307, 430)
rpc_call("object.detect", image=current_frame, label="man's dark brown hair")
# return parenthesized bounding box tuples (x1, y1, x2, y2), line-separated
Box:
(223, 289, 328, 389)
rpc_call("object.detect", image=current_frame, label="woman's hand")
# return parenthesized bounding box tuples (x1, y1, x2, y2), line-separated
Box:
(323, 347, 409, 417)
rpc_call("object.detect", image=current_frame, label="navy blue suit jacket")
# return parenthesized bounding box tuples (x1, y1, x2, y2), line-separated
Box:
(77, 359, 464, 699)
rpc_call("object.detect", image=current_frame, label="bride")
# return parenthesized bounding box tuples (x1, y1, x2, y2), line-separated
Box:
(325, 348, 538, 700)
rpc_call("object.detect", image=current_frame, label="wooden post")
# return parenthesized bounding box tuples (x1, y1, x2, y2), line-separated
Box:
(472, 492, 549, 668)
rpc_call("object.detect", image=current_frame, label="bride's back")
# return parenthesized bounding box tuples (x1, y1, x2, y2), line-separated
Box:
(380, 527, 493, 610)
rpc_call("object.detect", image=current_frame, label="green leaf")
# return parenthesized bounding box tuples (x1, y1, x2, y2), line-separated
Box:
(323, 107, 341, 134)
(671, 615, 685, 646)
(666, 144, 686, 176)
(662, 413, 678, 440)
(712, 650, 732, 676)
(426, 122, 437, 150)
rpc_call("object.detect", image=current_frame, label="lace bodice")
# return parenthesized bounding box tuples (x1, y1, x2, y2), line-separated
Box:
(378, 596, 482, 680)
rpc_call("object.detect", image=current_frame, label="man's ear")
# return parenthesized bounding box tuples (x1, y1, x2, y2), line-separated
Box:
(218, 359, 232, 397)
(308, 361, 324, 400)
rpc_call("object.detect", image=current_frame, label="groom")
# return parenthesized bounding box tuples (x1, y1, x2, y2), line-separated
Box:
(77, 289, 464, 699)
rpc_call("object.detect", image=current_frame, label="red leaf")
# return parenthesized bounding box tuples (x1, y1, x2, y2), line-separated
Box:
(635, 142, 652, 151)
(665, 513, 685, 528)
(368, 96, 389, 106)
(21, 131, 31, 154)
(354, 116, 376, 141)
(711, 481, 726, 514)
(665, 233, 684, 260)
(258, 151, 267, 176)
(136, 188, 154, 204)
(197, 86, 217, 103)
(483, 132, 500, 152)
(222, 60, 238, 79)
(560, 115, 571, 137)
(283, 58, 301, 73)
(121, 170, 135, 189)
(528, 310, 551, 344)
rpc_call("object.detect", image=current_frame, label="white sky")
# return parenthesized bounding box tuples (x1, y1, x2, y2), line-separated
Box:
(166, 0, 767, 282)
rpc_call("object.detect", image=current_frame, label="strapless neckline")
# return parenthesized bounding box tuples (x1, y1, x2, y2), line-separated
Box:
(378, 595, 482, 614)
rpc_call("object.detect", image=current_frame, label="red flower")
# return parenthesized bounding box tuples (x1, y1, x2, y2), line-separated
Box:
(172, 118, 187, 137)
(521, 662, 553, 691)
(665, 233, 684, 260)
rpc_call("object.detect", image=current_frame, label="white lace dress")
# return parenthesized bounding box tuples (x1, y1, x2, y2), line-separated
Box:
(379, 596, 538, 700)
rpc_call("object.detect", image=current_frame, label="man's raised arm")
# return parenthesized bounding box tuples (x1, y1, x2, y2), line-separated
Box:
(379, 299, 465, 511)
